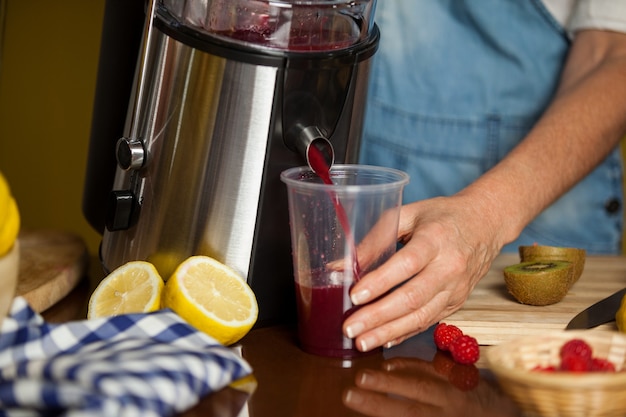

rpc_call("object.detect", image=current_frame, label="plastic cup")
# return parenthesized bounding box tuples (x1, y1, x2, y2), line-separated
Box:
(281, 164, 409, 358)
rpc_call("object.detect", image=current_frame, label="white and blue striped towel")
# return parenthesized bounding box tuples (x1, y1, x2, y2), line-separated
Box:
(0, 296, 252, 417)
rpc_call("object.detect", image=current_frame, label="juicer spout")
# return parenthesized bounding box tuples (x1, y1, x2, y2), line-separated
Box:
(288, 125, 335, 172)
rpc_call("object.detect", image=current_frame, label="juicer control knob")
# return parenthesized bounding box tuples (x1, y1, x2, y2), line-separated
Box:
(116, 137, 145, 170)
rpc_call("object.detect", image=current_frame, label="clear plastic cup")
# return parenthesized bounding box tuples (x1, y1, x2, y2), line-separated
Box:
(281, 164, 409, 358)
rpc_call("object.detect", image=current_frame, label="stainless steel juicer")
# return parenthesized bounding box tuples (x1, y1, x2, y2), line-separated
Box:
(83, 0, 379, 325)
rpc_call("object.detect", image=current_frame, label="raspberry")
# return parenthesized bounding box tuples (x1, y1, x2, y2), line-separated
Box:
(448, 335, 480, 365)
(433, 323, 464, 351)
(590, 357, 616, 372)
(559, 339, 593, 361)
(560, 354, 591, 372)
(532, 365, 556, 372)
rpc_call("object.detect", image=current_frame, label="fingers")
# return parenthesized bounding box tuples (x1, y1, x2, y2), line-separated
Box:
(345, 284, 452, 352)
(326, 207, 403, 273)
(342, 202, 424, 275)
(329, 201, 425, 285)
(349, 231, 434, 306)
(343, 266, 430, 351)
(354, 207, 404, 271)
(344, 238, 471, 351)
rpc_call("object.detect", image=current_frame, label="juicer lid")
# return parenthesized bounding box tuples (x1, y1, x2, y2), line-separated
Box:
(159, 0, 377, 53)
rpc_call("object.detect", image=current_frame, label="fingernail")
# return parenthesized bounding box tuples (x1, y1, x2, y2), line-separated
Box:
(351, 289, 371, 305)
(344, 388, 364, 406)
(359, 336, 376, 352)
(384, 340, 396, 349)
(359, 338, 369, 352)
(345, 321, 364, 339)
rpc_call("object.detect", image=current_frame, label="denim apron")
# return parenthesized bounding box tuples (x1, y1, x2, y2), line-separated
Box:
(360, 0, 623, 254)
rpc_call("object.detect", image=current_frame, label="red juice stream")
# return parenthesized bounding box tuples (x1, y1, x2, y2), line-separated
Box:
(297, 147, 372, 358)
(306, 146, 361, 281)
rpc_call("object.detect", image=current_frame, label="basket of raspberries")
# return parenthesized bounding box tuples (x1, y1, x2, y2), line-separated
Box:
(486, 330, 626, 417)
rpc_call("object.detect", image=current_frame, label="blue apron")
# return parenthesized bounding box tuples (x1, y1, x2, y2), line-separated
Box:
(360, 0, 623, 254)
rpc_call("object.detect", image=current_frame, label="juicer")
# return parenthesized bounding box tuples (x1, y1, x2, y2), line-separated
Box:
(83, 0, 379, 325)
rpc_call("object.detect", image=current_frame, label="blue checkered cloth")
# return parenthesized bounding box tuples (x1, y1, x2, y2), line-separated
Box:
(0, 297, 253, 417)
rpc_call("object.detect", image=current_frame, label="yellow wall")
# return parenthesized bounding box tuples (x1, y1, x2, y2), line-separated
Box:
(0, 0, 105, 255)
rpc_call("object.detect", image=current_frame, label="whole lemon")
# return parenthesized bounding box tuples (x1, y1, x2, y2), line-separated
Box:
(616, 292, 626, 333)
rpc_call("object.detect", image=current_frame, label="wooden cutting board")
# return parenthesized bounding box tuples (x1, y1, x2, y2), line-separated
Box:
(15, 230, 89, 313)
(445, 253, 626, 346)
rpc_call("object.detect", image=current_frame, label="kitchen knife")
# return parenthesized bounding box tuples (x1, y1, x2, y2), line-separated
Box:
(566, 288, 626, 330)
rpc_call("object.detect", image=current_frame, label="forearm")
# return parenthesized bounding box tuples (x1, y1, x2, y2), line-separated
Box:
(460, 30, 626, 246)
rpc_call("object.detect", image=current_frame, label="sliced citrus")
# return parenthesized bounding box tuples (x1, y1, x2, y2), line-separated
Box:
(162, 255, 258, 345)
(88, 261, 164, 319)
(0, 172, 20, 257)
(0, 196, 19, 257)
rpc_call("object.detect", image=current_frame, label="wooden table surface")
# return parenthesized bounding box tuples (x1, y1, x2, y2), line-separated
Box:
(39, 254, 626, 416)
(446, 254, 626, 345)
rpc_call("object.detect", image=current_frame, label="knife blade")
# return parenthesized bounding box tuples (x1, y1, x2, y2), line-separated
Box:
(566, 288, 626, 330)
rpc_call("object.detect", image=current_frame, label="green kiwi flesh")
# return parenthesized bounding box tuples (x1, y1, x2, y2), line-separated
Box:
(503, 260, 573, 306)
(518, 245, 586, 287)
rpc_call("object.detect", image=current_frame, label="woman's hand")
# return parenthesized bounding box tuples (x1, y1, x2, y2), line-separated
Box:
(343, 193, 506, 352)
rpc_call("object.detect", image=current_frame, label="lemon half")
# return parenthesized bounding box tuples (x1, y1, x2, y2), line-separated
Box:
(88, 261, 164, 319)
(162, 256, 258, 345)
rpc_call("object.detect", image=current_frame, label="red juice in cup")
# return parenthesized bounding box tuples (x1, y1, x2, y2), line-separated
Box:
(295, 269, 366, 358)
(296, 270, 362, 358)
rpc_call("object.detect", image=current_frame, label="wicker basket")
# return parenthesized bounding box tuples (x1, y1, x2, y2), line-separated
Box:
(486, 330, 626, 417)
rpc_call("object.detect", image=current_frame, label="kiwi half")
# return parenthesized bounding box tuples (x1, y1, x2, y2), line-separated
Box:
(503, 260, 573, 306)
(518, 245, 586, 287)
